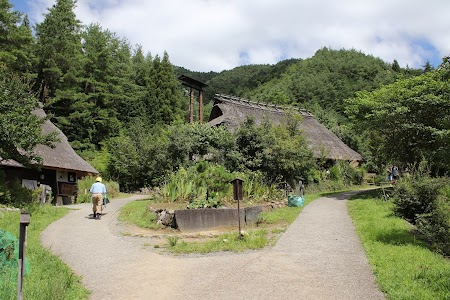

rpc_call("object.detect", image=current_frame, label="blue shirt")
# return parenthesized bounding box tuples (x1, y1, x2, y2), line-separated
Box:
(90, 182, 106, 194)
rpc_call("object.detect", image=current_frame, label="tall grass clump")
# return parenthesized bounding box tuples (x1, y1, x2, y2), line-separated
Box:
(161, 162, 234, 208)
(241, 171, 284, 203)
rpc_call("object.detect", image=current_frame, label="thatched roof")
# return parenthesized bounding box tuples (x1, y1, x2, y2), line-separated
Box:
(208, 94, 363, 161)
(1, 108, 98, 174)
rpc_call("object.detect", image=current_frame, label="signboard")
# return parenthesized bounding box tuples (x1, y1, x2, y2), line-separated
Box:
(59, 183, 77, 196)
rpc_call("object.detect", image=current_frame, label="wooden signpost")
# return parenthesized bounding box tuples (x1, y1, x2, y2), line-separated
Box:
(231, 178, 244, 238)
(18, 212, 30, 300)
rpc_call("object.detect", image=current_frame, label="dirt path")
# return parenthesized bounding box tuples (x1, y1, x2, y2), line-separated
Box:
(41, 192, 384, 300)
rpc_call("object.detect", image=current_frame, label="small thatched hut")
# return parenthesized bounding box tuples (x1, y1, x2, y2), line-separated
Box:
(0, 108, 98, 205)
(208, 94, 362, 162)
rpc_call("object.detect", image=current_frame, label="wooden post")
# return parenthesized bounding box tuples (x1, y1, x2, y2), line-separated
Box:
(189, 88, 194, 123)
(231, 178, 244, 238)
(18, 213, 30, 300)
(199, 90, 203, 124)
(177, 75, 207, 124)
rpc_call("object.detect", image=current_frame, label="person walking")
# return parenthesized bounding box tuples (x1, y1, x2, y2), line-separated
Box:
(90, 176, 107, 219)
(392, 165, 399, 181)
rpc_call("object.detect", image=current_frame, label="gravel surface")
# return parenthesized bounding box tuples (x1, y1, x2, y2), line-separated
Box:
(41, 191, 385, 300)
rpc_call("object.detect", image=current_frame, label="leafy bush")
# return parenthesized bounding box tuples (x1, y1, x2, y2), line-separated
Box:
(416, 195, 450, 256)
(0, 171, 11, 205)
(0, 171, 41, 208)
(232, 117, 315, 186)
(393, 175, 450, 256)
(393, 176, 446, 224)
(374, 175, 385, 185)
(329, 161, 364, 185)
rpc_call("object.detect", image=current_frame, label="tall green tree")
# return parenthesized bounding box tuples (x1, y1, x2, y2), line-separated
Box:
(145, 52, 185, 125)
(346, 70, 450, 173)
(0, 67, 57, 166)
(392, 59, 401, 72)
(423, 60, 434, 73)
(34, 0, 82, 103)
(130, 45, 153, 124)
(0, 0, 34, 74)
(63, 24, 136, 150)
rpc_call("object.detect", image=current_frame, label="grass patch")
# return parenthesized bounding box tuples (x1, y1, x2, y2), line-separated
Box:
(115, 193, 133, 199)
(260, 193, 318, 225)
(348, 191, 450, 300)
(168, 230, 269, 254)
(118, 199, 161, 229)
(0, 206, 89, 300)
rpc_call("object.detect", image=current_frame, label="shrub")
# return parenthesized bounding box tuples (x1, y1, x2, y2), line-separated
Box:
(393, 175, 450, 256)
(393, 176, 446, 224)
(0, 171, 12, 205)
(416, 195, 450, 256)
(0, 175, 41, 208)
(374, 175, 385, 185)
(328, 161, 363, 186)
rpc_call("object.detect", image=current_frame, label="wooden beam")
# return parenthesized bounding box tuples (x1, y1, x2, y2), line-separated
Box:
(189, 88, 194, 123)
(199, 90, 203, 124)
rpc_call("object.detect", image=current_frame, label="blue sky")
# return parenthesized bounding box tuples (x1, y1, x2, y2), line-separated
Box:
(10, 0, 450, 72)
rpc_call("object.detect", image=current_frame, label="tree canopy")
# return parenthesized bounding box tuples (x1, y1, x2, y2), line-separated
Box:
(346, 70, 450, 173)
(0, 68, 57, 166)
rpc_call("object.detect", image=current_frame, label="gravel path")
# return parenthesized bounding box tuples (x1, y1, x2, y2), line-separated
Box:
(41, 191, 384, 300)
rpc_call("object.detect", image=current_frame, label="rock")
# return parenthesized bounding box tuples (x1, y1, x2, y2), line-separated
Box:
(156, 209, 176, 228)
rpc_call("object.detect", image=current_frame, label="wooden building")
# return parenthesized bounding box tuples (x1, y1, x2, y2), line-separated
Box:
(208, 94, 362, 162)
(0, 108, 98, 205)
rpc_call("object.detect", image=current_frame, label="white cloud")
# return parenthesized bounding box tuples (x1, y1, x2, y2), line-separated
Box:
(25, 0, 450, 71)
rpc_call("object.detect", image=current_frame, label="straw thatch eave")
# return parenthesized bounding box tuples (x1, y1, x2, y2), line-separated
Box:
(1, 108, 98, 174)
(208, 94, 362, 161)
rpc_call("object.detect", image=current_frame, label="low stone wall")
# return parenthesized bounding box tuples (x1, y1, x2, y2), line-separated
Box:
(153, 206, 263, 232)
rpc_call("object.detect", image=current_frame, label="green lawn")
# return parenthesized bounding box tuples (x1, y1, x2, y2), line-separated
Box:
(348, 190, 450, 300)
(0, 207, 89, 300)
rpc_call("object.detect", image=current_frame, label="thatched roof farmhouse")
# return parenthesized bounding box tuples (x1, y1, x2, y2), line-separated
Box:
(1, 108, 98, 205)
(208, 94, 362, 162)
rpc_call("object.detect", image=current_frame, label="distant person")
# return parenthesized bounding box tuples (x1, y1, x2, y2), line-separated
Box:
(392, 165, 399, 181)
(387, 165, 393, 182)
(90, 177, 106, 219)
